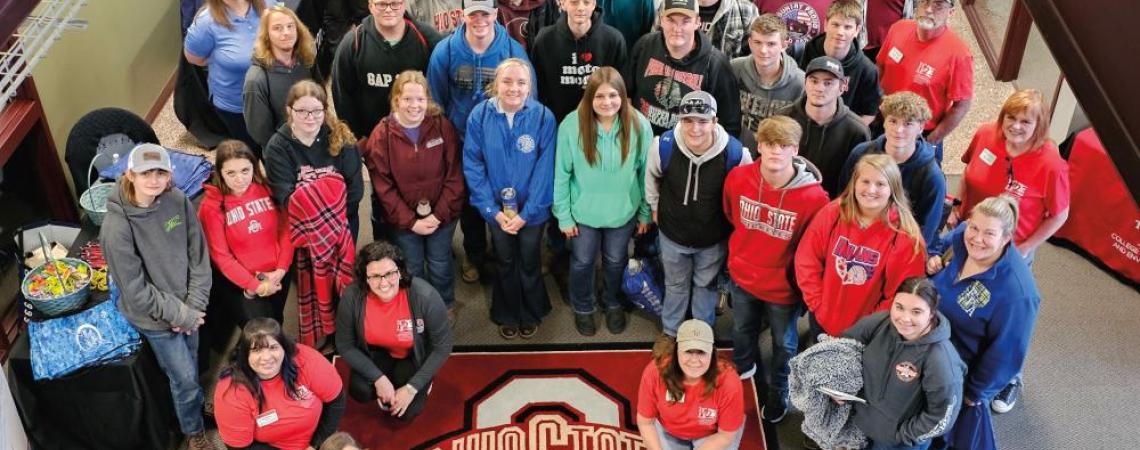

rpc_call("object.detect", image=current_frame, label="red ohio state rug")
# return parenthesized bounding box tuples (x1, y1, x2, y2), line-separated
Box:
(334, 349, 767, 450)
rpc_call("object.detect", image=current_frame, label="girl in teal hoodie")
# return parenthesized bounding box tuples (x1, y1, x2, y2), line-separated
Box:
(553, 67, 653, 336)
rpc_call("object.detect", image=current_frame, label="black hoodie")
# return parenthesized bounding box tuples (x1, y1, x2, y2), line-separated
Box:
(530, 9, 628, 121)
(776, 96, 871, 197)
(798, 34, 882, 118)
(625, 30, 742, 137)
(263, 123, 365, 214)
(331, 15, 443, 138)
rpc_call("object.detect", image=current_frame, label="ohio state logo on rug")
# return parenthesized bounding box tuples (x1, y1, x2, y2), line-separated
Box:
(421, 369, 643, 449)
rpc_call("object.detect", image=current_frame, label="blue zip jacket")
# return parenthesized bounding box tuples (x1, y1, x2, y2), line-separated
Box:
(427, 21, 532, 136)
(838, 135, 946, 247)
(930, 223, 1040, 403)
(463, 97, 557, 226)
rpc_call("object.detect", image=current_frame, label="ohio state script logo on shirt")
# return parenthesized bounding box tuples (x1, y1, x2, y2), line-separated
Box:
(738, 196, 797, 240)
(697, 407, 718, 425)
(832, 236, 881, 285)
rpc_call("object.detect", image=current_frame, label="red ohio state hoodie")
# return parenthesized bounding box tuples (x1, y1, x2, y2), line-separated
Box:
(794, 200, 925, 336)
(723, 157, 829, 304)
(198, 183, 294, 292)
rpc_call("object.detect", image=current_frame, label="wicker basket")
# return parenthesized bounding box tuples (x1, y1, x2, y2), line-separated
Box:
(79, 153, 117, 226)
(21, 257, 92, 317)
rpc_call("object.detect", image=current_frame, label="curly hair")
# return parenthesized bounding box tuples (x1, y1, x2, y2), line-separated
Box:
(353, 240, 412, 291)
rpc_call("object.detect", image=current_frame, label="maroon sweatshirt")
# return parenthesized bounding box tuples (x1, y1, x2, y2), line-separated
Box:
(362, 113, 465, 229)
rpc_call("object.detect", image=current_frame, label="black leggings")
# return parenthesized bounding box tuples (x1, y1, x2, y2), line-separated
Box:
(200, 270, 290, 371)
(348, 348, 430, 420)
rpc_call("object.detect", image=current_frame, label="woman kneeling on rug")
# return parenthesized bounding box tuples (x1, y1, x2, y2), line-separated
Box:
(336, 241, 454, 420)
(637, 320, 745, 450)
(215, 318, 346, 450)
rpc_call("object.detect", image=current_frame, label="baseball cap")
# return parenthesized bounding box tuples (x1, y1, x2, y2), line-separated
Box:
(678, 91, 717, 120)
(805, 56, 845, 79)
(676, 320, 714, 354)
(462, 0, 495, 15)
(127, 143, 173, 173)
(661, 0, 698, 18)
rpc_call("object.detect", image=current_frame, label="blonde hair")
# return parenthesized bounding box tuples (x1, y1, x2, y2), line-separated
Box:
(118, 170, 173, 207)
(970, 195, 1020, 240)
(203, 0, 267, 31)
(826, 0, 863, 26)
(879, 91, 932, 124)
(252, 5, 317, 68)
(838, 154, 924, 253)
(389, 70, 443, 117)
(997, 89, 1051, 150)
(486, 58, 533, 99)
(750, 14, 788, 41)
(285, 80, 356, 157)
(755, 115, 802, 147)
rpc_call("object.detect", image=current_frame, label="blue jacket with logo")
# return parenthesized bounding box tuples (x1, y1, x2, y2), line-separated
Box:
(427, 21, 532, 136)
(930, 224, 1040, 403)
(463, 97, 556, 226)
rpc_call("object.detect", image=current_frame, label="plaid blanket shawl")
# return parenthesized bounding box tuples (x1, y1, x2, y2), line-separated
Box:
(288, 172, 356, 346)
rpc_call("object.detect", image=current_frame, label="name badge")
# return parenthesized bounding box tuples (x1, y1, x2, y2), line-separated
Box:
(888, 47, 904, 63)
(979, 148, 997, 166)
(426, 137, 444, 148)
(256, 409, 280, 427)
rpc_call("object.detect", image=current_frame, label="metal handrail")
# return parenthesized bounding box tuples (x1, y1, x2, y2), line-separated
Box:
(0, 0, 87, 107)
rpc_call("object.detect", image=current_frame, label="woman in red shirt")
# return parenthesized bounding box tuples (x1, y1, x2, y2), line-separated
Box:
(795, 153, 926, 339)
(636, 320, 745, 449)
(199, 140, 294, 326)
(949, 89, 1070, 263)
(335, 241, 453, 420)
(215, 318, 345, 450)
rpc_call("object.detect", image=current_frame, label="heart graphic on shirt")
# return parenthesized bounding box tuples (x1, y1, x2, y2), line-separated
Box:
(582, 52, 593, 63)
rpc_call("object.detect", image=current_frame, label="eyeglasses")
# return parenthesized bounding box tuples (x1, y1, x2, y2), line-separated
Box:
(678, 101, 713, 117)
(918, 0, 952, 12)
(372, 0, 404, 10)
(290, 107, 325, 119)
(366, 269, 401, 283)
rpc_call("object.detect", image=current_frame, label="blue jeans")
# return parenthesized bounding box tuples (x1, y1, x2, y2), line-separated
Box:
(393, 220, 458, 306)
(568, 219, 636, 314)
(659, 234, 725, 336)
(729, 281, 803, 401)
(137, 327, 204, 435)
(870, 439, 932, 450)
(653, 420, 744, 450)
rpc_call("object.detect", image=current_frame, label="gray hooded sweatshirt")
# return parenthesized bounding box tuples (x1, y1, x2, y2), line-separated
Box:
(100, 185, 211, 331)
(731, 52, 805, 151)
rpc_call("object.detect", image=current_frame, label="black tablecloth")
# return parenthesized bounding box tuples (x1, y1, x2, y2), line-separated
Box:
(7, 333, 178, 449)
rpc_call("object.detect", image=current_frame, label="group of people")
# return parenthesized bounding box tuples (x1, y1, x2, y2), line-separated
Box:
(90, 0, 1070, 448)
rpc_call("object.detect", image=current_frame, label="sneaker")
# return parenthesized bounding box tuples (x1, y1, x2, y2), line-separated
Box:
(991, 378, 1021, 414)
(738, 364, 757, 380)
(716, 289, 730, 316)
(604, 307, 627, 334)
(461, 258, 480, 283)
(574, 312, 597, 336)
(186, 432, 216, 450)
(519, 324, 538, 339)
(763, 392, 787, 424)
(498, 325, 519, 340)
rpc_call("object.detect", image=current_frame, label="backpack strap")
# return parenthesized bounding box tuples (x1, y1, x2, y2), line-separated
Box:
(658, 130, 676, 170)
(405, 18, 428, 49)
(724, 136, 743, 170)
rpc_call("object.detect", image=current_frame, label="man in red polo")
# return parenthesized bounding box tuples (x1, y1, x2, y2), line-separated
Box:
(876, 0, 972, 164)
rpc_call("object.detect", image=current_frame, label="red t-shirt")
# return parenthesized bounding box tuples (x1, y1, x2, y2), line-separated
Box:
(364, 290, 415, 359)
(876, 20, 973, 131)
(754, 0, 831, 46)
(636, 359, 745, 440)
(214, 345, 343, 450)
(959, 122, 1071, 245)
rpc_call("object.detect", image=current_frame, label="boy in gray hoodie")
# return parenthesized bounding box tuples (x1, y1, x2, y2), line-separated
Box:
(731, 14, 805, 152)
(100, 144, 213, 448)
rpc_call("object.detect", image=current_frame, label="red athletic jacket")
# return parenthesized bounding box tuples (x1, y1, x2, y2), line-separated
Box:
(198, 183, 294, 292)
(723, 159, 829, 304)
(794, 200, 925, 335)
(363, 114, 465, 230)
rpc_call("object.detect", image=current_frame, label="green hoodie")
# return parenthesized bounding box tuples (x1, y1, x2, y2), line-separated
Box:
(553, 110, 653, 230)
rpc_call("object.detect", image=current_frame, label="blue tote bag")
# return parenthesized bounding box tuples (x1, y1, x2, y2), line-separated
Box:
(28, 280, 142, 380)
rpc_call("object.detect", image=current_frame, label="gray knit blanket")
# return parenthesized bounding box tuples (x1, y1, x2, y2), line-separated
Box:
(789, 335, 868, 449)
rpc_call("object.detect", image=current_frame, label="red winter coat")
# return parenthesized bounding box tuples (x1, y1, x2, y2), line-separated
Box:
(198, 183, 294, 292)
(794, 200, 925, 335)
(363, 114, 465, 230)
(723, 159, 829, 304)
